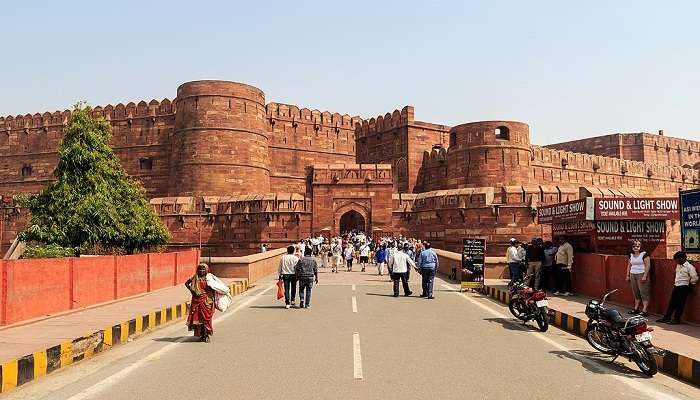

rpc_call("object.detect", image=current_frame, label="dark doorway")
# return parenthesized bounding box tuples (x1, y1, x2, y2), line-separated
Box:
(339, 210, 366, 234)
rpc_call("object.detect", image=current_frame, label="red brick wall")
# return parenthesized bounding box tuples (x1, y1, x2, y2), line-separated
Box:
(0, 250, 198, 326)
(267, 102, 359, 193)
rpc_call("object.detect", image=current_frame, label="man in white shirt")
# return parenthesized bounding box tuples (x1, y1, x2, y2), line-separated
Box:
(388, 249, 416, 297)
(554, 236, 574, 296)
(278, 246, 300, 308)
(658, 251, 698, 324)
(359, 241, 371, 272)
(506, 238, 524, 283)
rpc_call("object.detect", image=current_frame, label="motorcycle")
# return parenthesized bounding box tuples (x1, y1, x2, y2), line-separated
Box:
(584, 289, 661, 376)
(507, 276, 549, 332)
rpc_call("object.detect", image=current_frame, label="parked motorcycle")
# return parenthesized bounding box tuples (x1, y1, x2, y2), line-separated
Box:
(507, 276, 549, 332)
(584, 289, 661, 376)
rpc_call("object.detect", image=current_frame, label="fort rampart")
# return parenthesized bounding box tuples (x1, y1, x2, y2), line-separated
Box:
(1, 80, 699, 256)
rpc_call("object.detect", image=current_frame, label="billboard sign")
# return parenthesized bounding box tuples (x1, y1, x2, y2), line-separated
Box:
(461, 238, 485, 290)
(681, 189, 700, 253)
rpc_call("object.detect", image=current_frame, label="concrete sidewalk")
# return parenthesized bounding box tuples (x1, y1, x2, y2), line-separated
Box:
(0, 277, 249, 393)
(483, 279, 700, 385)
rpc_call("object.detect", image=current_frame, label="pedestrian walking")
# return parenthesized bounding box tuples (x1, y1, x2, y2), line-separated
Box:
(417, 242, 439, 299)
(359, 241, 370, 272)
(388, 248, 415, 297)
(295, 247, 319, 308)
(375, 244, 388, 275)
(526, 238, 545, 290)
(185, 263, 229, 342)
(626, 240, 651, 316)
(657, 251, 698, 325)
(344, 243, 354, 272)
(278, 245, 300, 309)
(553, 236, 574, 296)
(506, 238, 525, 283)
(541, 241, 557, 291)
(332, 239, 343, 273)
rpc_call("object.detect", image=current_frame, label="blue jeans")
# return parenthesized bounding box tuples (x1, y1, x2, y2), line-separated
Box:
(298, 278, 314, 306)
(421, 268, 436, 297)
(508, 262, 522, 283)
(281, 274, 297, 305)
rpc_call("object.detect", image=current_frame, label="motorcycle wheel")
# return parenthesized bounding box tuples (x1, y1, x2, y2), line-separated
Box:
(631, 342, 658, 377)
(585, 323, 616, 355)
(535, 307, 549, 332)
(508, 298, 528, 321)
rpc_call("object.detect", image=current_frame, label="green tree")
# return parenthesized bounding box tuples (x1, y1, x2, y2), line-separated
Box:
(18, 103, 170, 255)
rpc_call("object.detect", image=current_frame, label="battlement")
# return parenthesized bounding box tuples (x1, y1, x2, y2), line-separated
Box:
(265, 102, 361, 130)
(355, 106, 414, 139)
(0, 99, 175, 133)
(531, 145, 699, 184)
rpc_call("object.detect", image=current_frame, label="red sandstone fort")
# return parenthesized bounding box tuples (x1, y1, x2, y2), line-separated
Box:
(1, 80, 699, 256)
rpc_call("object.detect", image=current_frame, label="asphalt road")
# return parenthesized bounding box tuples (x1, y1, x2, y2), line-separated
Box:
(5, 269, 700, 400)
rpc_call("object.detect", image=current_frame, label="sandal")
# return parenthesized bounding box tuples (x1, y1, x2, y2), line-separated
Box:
(627, 309, 640, 315)
(639, 311, 649, 317)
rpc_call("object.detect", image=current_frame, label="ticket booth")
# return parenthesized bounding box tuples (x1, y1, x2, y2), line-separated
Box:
(537, 197, 679, 258)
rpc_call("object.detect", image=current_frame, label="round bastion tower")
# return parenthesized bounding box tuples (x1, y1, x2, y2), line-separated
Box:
(446, 121, 533, 187)
(170, 80, 270, 196)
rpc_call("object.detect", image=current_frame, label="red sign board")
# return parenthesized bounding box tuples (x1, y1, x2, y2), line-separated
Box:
(538, 199, 593, 224)
(593, 220, 666, 245)
(594, 198, 679, 220)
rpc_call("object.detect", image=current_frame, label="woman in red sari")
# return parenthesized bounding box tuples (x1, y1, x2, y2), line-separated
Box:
(185, 263, 215, 342)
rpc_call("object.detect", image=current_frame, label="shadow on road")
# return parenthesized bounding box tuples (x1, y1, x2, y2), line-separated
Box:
(152, 336, 200, 343)
(365, 292, 399, 297)
(483, 317, 541, 332)
(249, 305, 287, 309)
(549, 350, 651, 379)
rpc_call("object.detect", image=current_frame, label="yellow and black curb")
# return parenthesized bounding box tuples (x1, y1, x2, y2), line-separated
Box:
(0, 279, 249, 394)
(481, 285, 700, 387)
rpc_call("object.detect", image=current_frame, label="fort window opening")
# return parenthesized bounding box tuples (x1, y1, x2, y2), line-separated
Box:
(21, 164, 32, 177)
(495, 126, 510, 140)
(139, 158, 153, 170)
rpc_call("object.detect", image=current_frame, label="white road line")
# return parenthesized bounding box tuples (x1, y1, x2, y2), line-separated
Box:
(441, 283, 682, 400)
(353, 332, 363, 380)
(352, 296, 358, 313)
(65, 284, 277, 400)
(352, 284, 356, 291)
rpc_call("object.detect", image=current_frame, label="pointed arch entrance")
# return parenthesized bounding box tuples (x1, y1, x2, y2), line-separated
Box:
(339, 210, 366, 234)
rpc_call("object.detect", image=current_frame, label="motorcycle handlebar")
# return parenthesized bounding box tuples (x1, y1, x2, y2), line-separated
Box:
(601, 288, 618, 305)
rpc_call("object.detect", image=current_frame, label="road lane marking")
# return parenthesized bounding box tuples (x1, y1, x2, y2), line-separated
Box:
(441, 283, 682, 400)
(353, 332, 363, 380)
(352, 296, 358, 313)
(64, 284, 277, 400)
(352, 284, 356, 291)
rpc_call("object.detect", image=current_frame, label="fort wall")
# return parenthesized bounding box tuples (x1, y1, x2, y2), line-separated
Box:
(266, 102, 360, 193)
(545, 132, 700, 169)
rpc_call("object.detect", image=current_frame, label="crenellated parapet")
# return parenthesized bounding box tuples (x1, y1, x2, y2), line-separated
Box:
(312, 163, 392, 184)
(355, 106, 413, 139)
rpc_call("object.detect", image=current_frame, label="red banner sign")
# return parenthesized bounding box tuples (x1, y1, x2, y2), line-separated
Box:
(538, 199, 593, 224)
(594, 198, 679, 220)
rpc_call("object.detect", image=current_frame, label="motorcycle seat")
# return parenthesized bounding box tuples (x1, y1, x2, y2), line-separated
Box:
(601, 309, 626, 328)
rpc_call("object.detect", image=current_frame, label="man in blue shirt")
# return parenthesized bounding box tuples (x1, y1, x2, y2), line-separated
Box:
(418, 242, 439, 299)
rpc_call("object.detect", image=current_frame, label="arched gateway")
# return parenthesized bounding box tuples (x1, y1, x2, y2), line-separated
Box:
(339, 210, 366, 233)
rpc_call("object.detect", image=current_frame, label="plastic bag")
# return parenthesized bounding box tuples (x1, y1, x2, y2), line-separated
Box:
(276, 279, 285, 300)
(215, 292, 232, 312)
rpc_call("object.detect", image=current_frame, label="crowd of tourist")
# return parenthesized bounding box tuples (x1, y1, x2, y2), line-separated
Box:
(274, 231, 440, 307)
(505, 235, 573, 296)
(186, 232, 698, 340)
